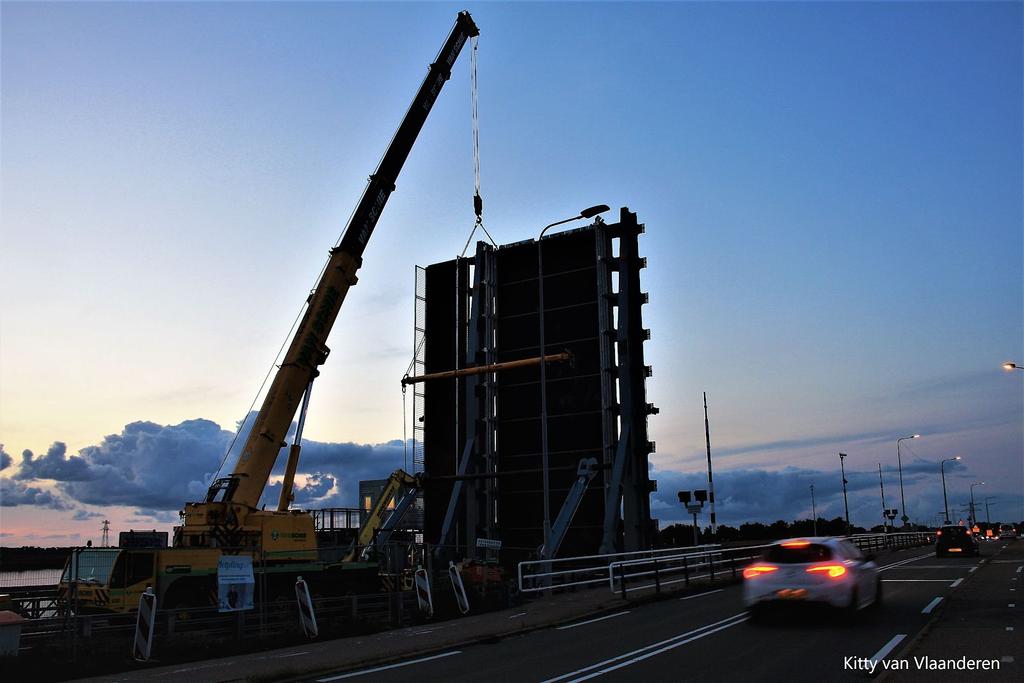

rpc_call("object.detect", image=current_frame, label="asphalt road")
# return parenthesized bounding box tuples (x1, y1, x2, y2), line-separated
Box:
(303, 541, 1020, 682)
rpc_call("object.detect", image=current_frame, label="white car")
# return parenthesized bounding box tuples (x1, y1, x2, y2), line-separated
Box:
(742, 537, 882, 616)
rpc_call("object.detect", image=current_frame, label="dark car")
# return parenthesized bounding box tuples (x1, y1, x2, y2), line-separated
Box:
(935, 525, 979, 557)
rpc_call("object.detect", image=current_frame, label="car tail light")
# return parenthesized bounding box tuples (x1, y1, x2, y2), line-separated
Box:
(806, 564, 847, 578)
(780, 540, 810, 548)
(936, 530, 942, 536)
(743, 565, 778, 579)
(965, 530, 972, 535)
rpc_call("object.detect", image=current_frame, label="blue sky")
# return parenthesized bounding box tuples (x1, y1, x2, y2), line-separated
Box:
(1, 2, 1021, 544)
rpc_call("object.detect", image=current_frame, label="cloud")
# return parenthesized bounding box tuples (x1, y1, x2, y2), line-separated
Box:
(16, 441, 96, 481)
(650, 459, 1016, 529)
(0, 478, 73, 510)
(1, 445, 11, 470)
(71, 510, 104, 521)
(11, 416, 403, 514)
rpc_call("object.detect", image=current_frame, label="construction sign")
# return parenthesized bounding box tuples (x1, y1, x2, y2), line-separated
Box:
(414, 567, 433, 617)
(132, 587, 157, 661)
(295, 576, 318, 638)
(449, 561, 470, 614)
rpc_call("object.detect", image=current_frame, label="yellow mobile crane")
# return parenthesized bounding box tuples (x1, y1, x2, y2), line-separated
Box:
(58, 12, 479, 613)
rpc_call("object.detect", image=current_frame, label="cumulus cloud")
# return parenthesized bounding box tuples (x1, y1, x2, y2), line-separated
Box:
(71, 510, 104, 521)
(9, 417, 403, 514)
(16, 442, 96, 481)
(0, 478, 73, 509)
(1, 445, 12, 470)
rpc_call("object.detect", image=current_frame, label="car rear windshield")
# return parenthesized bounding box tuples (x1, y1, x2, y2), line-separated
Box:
(764, 544, 832, 563)
(941, 527, 968, 537)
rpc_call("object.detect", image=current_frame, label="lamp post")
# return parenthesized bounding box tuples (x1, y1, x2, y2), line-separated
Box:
(969, 481, 985, 528)
(839, 453, 850, 535)
(537, 204, 610, 558)
(810, 484, 817, 536)
(896, 434, 920, 527)
(984, 496, 996, 527)
(878, 463, 888, 534)
(940, 456, 961, 524)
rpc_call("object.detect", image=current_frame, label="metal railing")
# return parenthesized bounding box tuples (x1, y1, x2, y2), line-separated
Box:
(517, 544, 721, 593)
(608, 532, 933, 598)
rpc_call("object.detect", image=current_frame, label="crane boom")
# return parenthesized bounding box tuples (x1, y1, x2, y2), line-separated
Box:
(177, 12, 479, 552)
(219, 11, 479, 510)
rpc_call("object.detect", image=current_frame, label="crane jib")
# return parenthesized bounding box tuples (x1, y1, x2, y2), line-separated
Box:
(212, 12, 479, 511)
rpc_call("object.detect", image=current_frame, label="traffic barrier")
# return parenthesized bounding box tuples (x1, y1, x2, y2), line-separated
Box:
(448, 561, 469, 614)
(414, 568, 433, 618)
(132, 587, 156, 661)
(295, 576, 318, 638)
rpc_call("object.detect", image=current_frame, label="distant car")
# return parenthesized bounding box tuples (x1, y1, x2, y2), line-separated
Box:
(742, 537, 881, 617)
(935, 525, 980, 557)
(999, 524, 1018, 539)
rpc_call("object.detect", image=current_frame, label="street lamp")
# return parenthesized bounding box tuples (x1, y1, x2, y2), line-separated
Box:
(896, 434, 920, 527)
(969, 481, 985, 528)
(1002, 362, 1023, 371)
(984, 496, 996, 526)
(810, 484, 817, 536)
(839, 453, 851, 535)
(940, 456, 961, 524)
(537, 204, 610, 558)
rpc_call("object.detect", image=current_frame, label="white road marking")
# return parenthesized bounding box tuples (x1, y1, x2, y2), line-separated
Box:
(1007, 627, 1015, 631)
(922, 597, 943, 614)
(1017, 566, 1022, 574)
(883, 565, 973, 570)
(878, 553, 934, 571)
(508, 612, 527, 619)
(869, 634, 907, 665)
(950, 578, 963, 587)
(882, 579, 958, 582)
(557, 611, 631, 630)
(556, 617, 748, 682)
(273, 651, 310, 658)
(1010, 603, 1016, 608)
(541, 613, 747, 683)
(1002, 656, 1015, 663)
(317, 651, 462, 681)
(969, 566, 979, 573)
(680, 589, 724, 601)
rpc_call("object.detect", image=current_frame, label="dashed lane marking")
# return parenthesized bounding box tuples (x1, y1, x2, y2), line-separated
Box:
(869, 634, 907, 666)
(950, 578, 963, 587)
(317, 651, 462, 681)
(556, 611, 631, 630)
(680, 589, 724, 601)
(922, 597, 943, 614)
(508, 612, 527, 619)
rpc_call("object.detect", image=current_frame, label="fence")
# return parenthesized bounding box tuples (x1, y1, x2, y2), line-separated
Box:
(607, 532, 933, 598)
(517, 544, 721, 593)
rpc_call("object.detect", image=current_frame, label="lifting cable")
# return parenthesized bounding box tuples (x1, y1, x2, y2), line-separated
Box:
(461, 35, 497, 257)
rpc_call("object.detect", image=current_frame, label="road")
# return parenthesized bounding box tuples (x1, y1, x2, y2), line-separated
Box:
(304, 541, 1021, 682)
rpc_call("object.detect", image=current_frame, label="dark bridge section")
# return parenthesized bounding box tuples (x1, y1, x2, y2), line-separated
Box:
(422, 208, 657, 565)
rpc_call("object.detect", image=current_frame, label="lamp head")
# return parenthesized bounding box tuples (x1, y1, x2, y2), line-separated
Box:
(579, 204, 611, 219)
(1003, 362, 1017, 370)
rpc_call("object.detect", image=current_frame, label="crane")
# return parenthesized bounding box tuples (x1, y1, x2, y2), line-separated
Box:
(175, 11, 479, 553)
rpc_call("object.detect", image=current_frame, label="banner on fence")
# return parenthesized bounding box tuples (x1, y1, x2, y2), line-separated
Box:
(133, 587, 157, 661)
(448, 561, 469, 614)
(414, 567, 433, 617)
(217, 555, 254, 612)
(295, 575, 318, 638)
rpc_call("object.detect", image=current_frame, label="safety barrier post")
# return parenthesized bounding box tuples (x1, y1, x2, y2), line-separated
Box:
(709, 552, 716, 582)
(618, 564, 627, 600)
(683, 556, 689, 587)
(654, 559, 661, 594)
